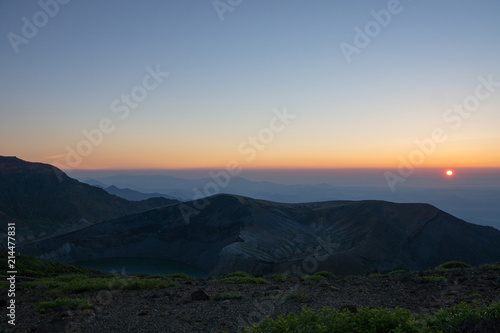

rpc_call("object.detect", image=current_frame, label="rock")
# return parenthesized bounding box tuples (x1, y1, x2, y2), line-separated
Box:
(60, 310, 73, 317)
(180, 314, 192, 322)
(191, 288, 210, 301)
(81, 309, 95, 317)
(266, 285, 280, 291)
(317, 280, 329, 287)
(410, 276, 420, 283)
(329, 286, 340, 292)
(137, 310, 149, 316)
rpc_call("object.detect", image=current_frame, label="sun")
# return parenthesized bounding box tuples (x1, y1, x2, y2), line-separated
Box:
(446, 170, 453, 176)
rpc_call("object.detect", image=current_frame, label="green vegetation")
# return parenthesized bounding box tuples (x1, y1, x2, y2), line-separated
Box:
(212, 277, 269, 284)
(386, 269, 409, 276)
(427, 302, 499, 332)
(225, 271, 252, 278)
(301, 275, 323, 283)
(166, 273, 194, 281)
(267, 273, 288, 282)
(315, 271, 336, 278)
(480, 262, 500, 271)
(435, 261, 471, 271)
(224, 271, 265, 278)
(21, 274, 179, 293)
(285, 291, 309, 303)
(0, 251, 102, 278)
(302, 271, 337, 283)
(38, 297, 92, 310)
(213, 291, 244, 301)
(422, 276, 447, 283)
(244, 302, 500, 332)
(245, 306, 417, 332)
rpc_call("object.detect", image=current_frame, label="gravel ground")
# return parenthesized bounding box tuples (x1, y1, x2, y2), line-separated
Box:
(4, 268, 499, 333)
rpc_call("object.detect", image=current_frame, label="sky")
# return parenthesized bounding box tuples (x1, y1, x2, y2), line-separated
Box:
(1, 0, 500, 173)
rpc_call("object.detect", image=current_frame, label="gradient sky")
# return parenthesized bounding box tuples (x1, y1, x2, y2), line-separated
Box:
(1, 0, 499, 171)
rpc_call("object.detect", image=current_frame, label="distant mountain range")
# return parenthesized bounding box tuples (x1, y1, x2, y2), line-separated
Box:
(103, 185, 179, 202)
(77, 173, 500, 230)
(0, 156, 177, 246)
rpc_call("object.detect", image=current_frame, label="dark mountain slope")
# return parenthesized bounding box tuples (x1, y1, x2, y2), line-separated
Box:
(21, 194, 500, 276)
(0, 156, 177, 245)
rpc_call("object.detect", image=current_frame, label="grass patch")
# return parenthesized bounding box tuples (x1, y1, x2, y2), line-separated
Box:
(127, 278, 179, 290)
(21, 274, 178, 292)
(225, 271, 252, 278)
(422, 276, 447, 283)
(166, 273, 194, 281)
(213, 291, 244, 301)
(285, 291, 309, 303)
(245, 306, 417, 332)
(480, 263, 500, 271)
(267, 274, 288, 282)
(427, 302, 499, 332)
(315, 271, 336, 278)
(301, 275, 322, 283)
(244, 302, 500, 332)
(0, 251, 102, 278)
(386, 269, 409, 276)
(212, 277, 269, 284)
(435, 261, 471, 271)
(38, 297, 92, 310)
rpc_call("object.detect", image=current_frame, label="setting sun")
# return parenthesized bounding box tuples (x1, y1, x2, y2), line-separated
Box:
(446, 170, 454, 176)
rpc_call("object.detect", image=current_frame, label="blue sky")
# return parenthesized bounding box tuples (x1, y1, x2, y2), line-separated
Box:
(1, 0, 499, 170)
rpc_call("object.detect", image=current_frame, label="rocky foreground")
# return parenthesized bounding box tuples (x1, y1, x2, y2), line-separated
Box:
(5, 266, 500, 333)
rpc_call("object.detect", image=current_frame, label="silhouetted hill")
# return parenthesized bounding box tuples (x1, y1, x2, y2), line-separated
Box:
(104, 185, 179, 202)
(21, 194, 500, 276)
(0, 156, 178, 245)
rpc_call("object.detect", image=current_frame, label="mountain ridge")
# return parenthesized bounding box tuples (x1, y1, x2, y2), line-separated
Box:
(0, 156, 178, 246)
(20, 193, 500, 277)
